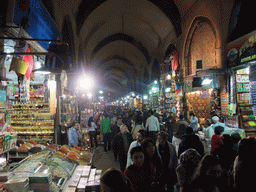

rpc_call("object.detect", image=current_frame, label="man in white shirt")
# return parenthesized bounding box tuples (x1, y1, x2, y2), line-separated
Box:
(212, 116, 227, 135)
(126, 129, 146, 168)
(145, 110, 160, 143)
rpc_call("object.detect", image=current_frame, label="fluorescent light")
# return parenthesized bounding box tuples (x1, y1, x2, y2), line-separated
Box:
(165, 87, 171, 92)
(143, 95, 148, 100)
(152, 87, 158, 93)
(34, 71, 51, 74)
(202, 79, 212, 85)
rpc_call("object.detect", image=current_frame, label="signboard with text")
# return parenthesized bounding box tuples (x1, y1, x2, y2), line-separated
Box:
(227, 30, 256, 68)
(221, 91, 229, 116)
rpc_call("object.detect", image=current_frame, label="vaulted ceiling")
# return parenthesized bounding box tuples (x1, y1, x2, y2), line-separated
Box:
(77, 0, 181, 97)
(42, 0, 183, 98)
(41, 0, 255, 99)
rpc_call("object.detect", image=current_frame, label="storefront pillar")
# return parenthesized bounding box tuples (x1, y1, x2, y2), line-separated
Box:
(55, 74, 62, 145)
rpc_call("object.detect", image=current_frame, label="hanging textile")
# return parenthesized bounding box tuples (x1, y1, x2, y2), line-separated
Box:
(23, 45, 34, 80)
(172, 51, 179, 71)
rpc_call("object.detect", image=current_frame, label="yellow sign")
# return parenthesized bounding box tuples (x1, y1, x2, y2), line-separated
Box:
(9, 57, 29, 75)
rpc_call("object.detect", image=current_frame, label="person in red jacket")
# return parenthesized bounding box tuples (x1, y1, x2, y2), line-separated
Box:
(210, 126, 224, 154)
(124, 146, 157, 192)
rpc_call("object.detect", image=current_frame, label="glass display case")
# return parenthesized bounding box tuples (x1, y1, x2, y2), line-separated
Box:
(10, 148, 77, 192)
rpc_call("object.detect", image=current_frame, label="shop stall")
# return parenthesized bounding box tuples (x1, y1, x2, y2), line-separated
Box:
(184, 71, 225, 125)
(163, 79, 182, 118)
(0, 0, 62, 145)
(160, 49, 182, 118)
(226, 30, 256, 137)
(4, 49, 55, 144)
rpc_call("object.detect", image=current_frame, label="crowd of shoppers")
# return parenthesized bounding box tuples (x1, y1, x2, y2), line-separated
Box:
(67, 107, 251, 192)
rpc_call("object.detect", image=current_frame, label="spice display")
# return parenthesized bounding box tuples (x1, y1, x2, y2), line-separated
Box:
(66, 151, 79, 160)
(17, 144, 29, 152)
(8, 103, 54, 143)
(58, 145, 70, 155)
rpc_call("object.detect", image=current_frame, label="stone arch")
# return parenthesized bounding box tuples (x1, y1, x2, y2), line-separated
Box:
(90, 33, 150, 64)
(184, 17, 218, 76)
(76, 0, 106, 35)
(148, 0, 182, 37)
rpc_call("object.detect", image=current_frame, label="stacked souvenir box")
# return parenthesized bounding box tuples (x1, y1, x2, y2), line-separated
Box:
(3, 173, 30, 192)
(29, 172, 52, 192)
(65, 166, 102, 192)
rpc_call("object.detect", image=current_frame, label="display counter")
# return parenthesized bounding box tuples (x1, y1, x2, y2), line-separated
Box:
(2, 145, 95, 192)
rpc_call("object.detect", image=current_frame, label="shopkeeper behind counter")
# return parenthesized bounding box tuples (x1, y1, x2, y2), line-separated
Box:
(68, 122, 82, 147)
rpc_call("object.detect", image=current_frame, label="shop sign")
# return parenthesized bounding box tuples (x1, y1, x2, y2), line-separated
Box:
(0, 91, 6, 101)
(13, 0, 61, 50)
(227, 30, 256, 68)
(200, 90, 208, 98)
(225, 115, 239, 128)
(220, 90, 229, 116)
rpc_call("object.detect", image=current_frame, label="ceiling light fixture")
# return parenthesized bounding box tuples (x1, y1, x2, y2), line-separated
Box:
(202, 75, 213, 85)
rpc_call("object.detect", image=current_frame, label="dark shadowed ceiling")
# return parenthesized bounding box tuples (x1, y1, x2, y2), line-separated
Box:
(41, 0, 182, 98)
(75, 0, 181, 98)
(40, 0, 256, 99)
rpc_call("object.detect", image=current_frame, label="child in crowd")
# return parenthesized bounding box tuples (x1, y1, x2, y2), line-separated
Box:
(100, 168, 134, 192)
(124, 146, 157, 192)
(210, 126, 224, 154)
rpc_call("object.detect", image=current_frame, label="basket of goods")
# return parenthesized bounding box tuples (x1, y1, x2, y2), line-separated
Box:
(17, 144, 29, 152)
(66, 151, 80, 164)
(70, 147, 82, 154)
(74, 146, 83, 151)
(53, 151, 66, 159)
(29, 140, 38, 145)
(79, 151, 93, 163)
(47, 144, 58, 150)
(58, 145, 70, 155)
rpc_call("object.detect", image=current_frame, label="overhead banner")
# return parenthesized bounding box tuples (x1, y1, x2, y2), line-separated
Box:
(227, 30, 256, 68)
(13, 0, 61, 50)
